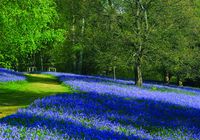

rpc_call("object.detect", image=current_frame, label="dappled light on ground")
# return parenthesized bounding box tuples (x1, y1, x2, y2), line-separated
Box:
(0, 72, 200, 139)
(0, 74, 71, 118)
(1, 92, 200, 139)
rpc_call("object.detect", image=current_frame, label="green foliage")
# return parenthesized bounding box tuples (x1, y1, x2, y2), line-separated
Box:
(0, 0, 65, 68)
(0, 0, 200, 86)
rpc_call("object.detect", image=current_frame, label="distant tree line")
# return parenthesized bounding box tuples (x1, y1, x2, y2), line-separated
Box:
(0, 0, 200, 87)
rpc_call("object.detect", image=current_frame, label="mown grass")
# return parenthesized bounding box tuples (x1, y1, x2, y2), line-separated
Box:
(0, 74, 72, 118)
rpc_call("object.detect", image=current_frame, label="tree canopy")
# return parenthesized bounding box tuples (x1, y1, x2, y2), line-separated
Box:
(0, 0, 200, 87)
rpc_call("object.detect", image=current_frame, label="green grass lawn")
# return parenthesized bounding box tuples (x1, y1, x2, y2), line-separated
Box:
(0, 74, 72, 118)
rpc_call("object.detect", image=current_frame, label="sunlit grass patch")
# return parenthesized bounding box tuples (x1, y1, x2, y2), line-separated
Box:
(0, 106, 25, 118)
(1, 72, 200, 139)
(0, 74, 72, 118)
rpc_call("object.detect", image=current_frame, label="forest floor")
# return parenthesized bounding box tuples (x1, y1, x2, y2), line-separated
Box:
(0, 72, 199, 139)
(0, 74, 71, 118)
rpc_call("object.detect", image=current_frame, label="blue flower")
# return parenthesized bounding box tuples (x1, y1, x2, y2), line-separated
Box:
(0, 68, 25, 82)
(0, 72, 200, 139)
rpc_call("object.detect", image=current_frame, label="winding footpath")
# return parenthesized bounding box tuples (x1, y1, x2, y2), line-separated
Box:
(0, 74, 71, 118)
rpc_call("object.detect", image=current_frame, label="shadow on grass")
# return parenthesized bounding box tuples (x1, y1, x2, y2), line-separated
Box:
(56, 74, 200, 95)
(0, 90, 66, 106)
(57, 74, 133, 85)
(1, 111, 145, 139)
(0, 74, 70, 107)
(25, 74, 62, 84)
(1, 73, 199, 139)
(1, 92, 199, 139)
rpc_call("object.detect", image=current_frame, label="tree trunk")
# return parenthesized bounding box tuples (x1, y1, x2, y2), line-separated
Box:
(33, 53, 36, 67)
(177, 76, 183, 86)
(164, 71, 170, 85)
(135, 57, 143, 87)
(40, 52, 43, 72)
(113, 66, 116, 80)
(77, 17, 85, 74)
(71, 1, 77, 73)
(72, 54, 77, 73)
(78, 51, 83, 74)
(134, 0, 143, 87)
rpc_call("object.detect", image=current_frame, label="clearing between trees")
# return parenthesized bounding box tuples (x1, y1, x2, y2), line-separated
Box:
(0, 74, 71, 118)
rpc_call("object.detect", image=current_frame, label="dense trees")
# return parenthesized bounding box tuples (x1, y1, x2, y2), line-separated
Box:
(0, 0, 65, 69)
(0, 0, 200, 87)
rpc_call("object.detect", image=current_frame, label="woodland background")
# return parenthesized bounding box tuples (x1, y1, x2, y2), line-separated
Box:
(0, 0, 200, 87)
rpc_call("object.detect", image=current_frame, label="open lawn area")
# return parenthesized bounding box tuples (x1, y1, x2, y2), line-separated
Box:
(0, 74, 71, 118)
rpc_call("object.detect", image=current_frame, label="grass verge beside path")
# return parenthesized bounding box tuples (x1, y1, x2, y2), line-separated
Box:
(0, 74, 71, 118)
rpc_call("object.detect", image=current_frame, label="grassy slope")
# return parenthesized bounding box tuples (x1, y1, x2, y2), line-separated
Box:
(0, 74, 71, 118)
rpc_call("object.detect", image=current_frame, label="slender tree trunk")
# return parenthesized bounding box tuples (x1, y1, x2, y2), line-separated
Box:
(72, 54, 77, 73)
(177, 76, 183, 86)
(134, 0, 143, 87)
(78, 17, 85, 74)
(164, 71, 170, 85)
(78, 50, 83, 74)
(72, 1, 77, 73)
(134, 0, 149, 87)
(113, 66, 116, 80)
(135, 57, 143, 87)
(72, 16, 78, 73)
(33, 53, 36, 67)
(40, 53, 43, 72)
